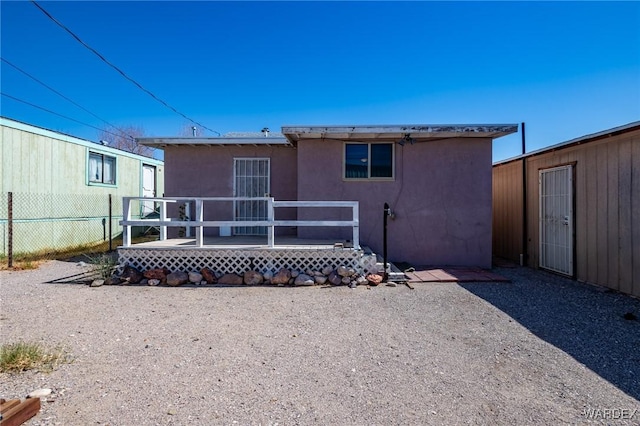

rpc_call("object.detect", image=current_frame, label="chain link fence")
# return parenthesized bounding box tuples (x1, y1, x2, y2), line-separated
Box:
(0, 192, 152, 266)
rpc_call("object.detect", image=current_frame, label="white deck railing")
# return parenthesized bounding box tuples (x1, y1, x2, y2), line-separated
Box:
(120, 197, 359, 249)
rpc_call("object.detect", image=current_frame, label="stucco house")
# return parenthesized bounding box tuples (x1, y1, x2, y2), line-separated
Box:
(0, 117, 164, 256)
(138, 124, 517, 269)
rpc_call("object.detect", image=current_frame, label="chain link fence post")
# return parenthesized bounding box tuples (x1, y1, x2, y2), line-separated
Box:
(109, 194, 113, 252)
(8, 191, 13, 268)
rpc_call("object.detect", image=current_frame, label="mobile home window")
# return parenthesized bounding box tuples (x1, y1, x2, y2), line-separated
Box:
(89, 152, 116, 185)
(344, 143, 393, 179)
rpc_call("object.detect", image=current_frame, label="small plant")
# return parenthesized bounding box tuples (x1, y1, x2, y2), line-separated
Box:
(84, 253, 118, 280)
(0, 342, 69, 373)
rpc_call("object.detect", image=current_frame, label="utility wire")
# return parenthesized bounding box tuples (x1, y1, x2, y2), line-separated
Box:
(1, 57, 134, 140)
(30, 0, 221, 136)
(1, 92, 133, 141)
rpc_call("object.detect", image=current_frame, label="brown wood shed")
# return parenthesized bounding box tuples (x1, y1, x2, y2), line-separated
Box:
(492, 121, 640, 298)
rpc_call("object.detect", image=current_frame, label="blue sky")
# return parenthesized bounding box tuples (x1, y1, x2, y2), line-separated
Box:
(1, 1, 639, 161)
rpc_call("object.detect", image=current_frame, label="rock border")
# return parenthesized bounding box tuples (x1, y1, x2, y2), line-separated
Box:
(96, 264, 388, 289)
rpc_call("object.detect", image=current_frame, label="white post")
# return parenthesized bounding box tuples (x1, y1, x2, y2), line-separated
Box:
(352, 202, 360, 249)
(267, 197, 275, 248)
(159, 201, 168, 241)
(122, 197, 132, 247)
(195, 198, 204, 247)
(185, 202, 191, 237)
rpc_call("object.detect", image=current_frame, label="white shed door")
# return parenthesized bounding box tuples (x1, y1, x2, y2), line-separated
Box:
(233, 158, 270, 235)
(142, 164, 156, 217)
(539, 165, 573, 276)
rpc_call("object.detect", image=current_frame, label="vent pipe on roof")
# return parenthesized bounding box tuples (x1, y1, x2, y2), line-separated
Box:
(192, 126, 197, 137)
(261, 127, 269, 137)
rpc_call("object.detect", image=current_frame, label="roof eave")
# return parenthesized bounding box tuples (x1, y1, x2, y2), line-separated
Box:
(281, 124, 518, 143)
(137, 137, 292, 148)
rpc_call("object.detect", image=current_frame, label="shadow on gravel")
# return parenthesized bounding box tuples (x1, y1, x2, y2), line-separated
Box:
(460, 267, 640, 401)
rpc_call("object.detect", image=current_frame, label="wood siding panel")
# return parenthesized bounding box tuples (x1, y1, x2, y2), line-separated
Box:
(606, 142, 619, 291)
(631, 137, 640, 297)
(575, 152, 587, 281)
(492, 161, 523, 262)
(617, 138, 633, 295)
(584, 146, 598, 284)
(596, 144, 608, 286)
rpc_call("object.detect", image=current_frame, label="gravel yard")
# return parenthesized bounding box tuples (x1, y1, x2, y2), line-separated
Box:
(1, 260, 639, 425)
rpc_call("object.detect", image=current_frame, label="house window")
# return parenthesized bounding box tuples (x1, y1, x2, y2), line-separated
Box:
(89, 152, 116, 185)
(344, 143, 393, 179)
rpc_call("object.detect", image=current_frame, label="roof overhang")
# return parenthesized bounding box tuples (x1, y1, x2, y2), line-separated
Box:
(281, 124, 519, 143)
(493, 120, 640, 166)
(137, 137, 291, 148)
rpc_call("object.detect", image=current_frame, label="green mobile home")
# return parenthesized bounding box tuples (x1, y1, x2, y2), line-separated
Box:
(0, 117, 164, 256)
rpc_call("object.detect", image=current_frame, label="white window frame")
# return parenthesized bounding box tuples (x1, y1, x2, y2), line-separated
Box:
(343, 142, 395, 181)
(88, 151, 117, 186)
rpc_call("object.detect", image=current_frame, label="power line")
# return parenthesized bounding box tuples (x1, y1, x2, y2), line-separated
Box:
(1, 92, 133, 141)
(1, 57, 134, 140)
(30, 0, 221, 136)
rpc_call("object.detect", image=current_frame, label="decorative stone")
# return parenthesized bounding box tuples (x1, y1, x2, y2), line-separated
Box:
(348, 282, 357, 289)
(189, 272, 203, 283)
(328, 270, 343, 286)
(27, 388, 52, 399)
(288, 278, 295, 285)
(167, 272, 188, 286)
(244, 271, 264, 285)
(337, 266, 355, 277)
(314, 275, 328, 285)
(356, 275, 368, 286)
(144, 268, 170, 280)
(271, 268, 292, 285)
(104, 277, 123, 285)
(263, 271, 273, 281)
(366, 273, 383, 286)
(386, 282, 398, 287)
(290, 270, 300, 278)
(200, 267, 217, 284)
(321, 266, 333, 276)
(341, 276, 351, 285)
(90, 279, 104, 287)
(218, 273, 243, 285)
(200, 280, 207, 285)
(313, 270, 324, 277)
(148, 279, 160, 286)
(121, 265, 143, 284)
(294, 274, 314, 286)
(139, 278, 148, 285)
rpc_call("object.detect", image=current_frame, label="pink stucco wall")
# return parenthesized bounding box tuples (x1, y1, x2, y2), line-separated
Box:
(295, 138, 494, 268)
(163, 145, 298, 236)
(162, 138, 493, 267)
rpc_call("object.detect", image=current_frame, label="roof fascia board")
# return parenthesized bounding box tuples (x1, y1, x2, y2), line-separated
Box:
(281, 124, 518, 142)
(138, 137, 291, 147)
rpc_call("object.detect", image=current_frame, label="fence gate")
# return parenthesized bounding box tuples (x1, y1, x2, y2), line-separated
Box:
(539, 165, 574, 276)
(233, 158, 270, 235)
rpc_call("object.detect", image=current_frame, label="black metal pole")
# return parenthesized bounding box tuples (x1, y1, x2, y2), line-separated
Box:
(383, 202, 389, 282)
(8, 192, 13, 268)
(108, 194, 113, 252)
(521, 122, 527, 266)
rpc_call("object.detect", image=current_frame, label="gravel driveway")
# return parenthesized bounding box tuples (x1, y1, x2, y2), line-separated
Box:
(1, 260, 639, 425)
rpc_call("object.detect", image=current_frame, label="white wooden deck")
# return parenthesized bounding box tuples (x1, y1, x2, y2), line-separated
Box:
(123, 235, 351, 251)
